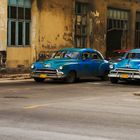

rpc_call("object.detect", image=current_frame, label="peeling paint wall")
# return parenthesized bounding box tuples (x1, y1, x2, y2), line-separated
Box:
(35, 0, 74, 54)
(23, 0, 140, 62)
(32, 0, 140, 57)
(105, 0, 140, 50)
(89, 0, 140, 55)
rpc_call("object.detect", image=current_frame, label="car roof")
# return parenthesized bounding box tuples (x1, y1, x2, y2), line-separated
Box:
(59, 48, 97, 52)
(129, 48, 140, 53)
(113, 49, 130, 53)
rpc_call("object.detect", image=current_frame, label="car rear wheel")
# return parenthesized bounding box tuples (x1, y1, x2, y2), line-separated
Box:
(34, 78, 45, 82)
(65, 71, 76, 83)
(110, 77, 118, 84)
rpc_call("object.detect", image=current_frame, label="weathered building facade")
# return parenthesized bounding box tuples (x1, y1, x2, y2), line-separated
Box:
(0, 0, 140, 68)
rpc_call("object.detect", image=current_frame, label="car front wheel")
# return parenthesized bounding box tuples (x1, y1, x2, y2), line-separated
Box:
(110, 77, 118, 84)
(100, 71, 109, 81)
(65, 71, 76, 83)
(34, 78, 45, 82)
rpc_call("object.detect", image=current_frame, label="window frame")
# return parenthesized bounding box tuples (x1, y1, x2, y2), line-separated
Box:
(91, 52, 103, 60)
(8, 0, 31, 47)
(75, 2, 88, 48)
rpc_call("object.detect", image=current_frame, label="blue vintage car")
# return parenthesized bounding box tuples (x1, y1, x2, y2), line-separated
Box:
(108, 48, 140, 83)
(31, 48, 109, 83)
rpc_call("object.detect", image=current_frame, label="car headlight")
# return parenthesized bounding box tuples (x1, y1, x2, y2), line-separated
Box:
(59, 66, 63, 70)
(31, 64, 35, 69)
(109, 64, 114, 69)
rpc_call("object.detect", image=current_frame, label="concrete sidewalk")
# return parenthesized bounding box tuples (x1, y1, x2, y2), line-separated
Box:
(0, 73, 31, 80)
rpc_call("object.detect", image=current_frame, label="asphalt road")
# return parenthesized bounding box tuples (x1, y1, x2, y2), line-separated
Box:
(0, 79, 140, 140)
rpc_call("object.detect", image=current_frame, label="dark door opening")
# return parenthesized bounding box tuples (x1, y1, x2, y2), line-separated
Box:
(106, 30, 123, 57)
(135, 13, 140, 48)
(107, 8, 129, 57)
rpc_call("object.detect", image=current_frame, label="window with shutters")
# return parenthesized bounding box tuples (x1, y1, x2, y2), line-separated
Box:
(75, 2, 88, 48)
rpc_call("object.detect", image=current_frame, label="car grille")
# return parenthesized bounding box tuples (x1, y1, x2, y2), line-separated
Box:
(115, 68, 140, 74)
(34, 68, 57, 76)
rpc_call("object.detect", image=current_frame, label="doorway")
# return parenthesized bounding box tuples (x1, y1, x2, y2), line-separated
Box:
(106, 8, 129, 57)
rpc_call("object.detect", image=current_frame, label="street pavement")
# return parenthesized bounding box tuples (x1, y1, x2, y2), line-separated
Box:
(0, 79, 140, 140)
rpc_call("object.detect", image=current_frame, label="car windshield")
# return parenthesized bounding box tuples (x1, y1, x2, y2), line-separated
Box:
(126, 53, 140, 59)
(53, 50, 80, 59)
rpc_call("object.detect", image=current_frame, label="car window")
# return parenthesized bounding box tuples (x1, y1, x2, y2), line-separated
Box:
(53, 51, 80, 59)
(91, 52, 102, 60)
(64, 51, 80, 59)
(53, 51, 66, 59)
(126, 53, 140, 59)
(82, 52, 91, 60)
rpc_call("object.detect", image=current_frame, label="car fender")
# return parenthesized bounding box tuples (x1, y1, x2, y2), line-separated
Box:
(98, 61, 110, 75)
(61, 63, 79, 76)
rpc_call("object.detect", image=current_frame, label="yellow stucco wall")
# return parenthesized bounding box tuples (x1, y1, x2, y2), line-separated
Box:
(7, 47, 32, 68)
(31, 0, 40, 62)
(0, 0, 7, 51)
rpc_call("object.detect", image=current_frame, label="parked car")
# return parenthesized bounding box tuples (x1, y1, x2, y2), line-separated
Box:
(31, 48, 109, 83)
(108, 49, 130, 62)
(108, 48, 140, 83)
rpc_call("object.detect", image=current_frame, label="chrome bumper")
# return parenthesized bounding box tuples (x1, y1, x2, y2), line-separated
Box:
(108, 69, 140, 79)
(31, 69, 65, 79)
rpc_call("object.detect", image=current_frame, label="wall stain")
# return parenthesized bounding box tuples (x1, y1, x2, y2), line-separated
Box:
(37, 0, 43, 11)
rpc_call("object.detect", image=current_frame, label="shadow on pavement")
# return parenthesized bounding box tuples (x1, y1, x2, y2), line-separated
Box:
(0, 78, 140, 87)
(118, 80, 140, 86)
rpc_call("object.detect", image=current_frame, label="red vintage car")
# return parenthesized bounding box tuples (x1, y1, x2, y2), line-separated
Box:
(109, 49, 130, 62)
